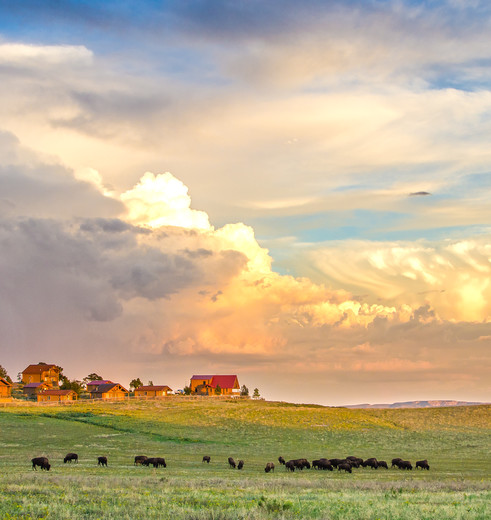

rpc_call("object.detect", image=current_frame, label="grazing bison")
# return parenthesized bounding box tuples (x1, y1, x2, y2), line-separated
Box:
(285, 460, 296, 472)
(416, 459, 430, 470)
(228, 457, 236, 469)
(64, 453, 78, 464)
(32, 457, 50, 471)
(338, 463, 352, 473)
(278, 456, 286, 465)
(97, 456, 108, 467)
(347, 456, 363, 465)
(155, 457, 166, 468)
(391, 458, 403, 468)
(292, 458, 310, 470)
(134, 455, 148, 465)
(237, 460, 244, 470)
(264, 462, 275, 473)
(362, 458, 378, 469)
(328, 458, 344, 468)
(377, 460, 388, 469)
(202, 456, 211, 464)
(315, 459, 333, 471)
(397, 460, 413, 470)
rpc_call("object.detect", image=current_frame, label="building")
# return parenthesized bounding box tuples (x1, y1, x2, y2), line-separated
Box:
(22, 363, 60, 387)
(0, 377, 12, 401)
(23, 382, 53, 399)
(134, 385, 172, 398)
(88, 382, 128, 400)
(190, 375, 240, 396)
(37, 389, 77, 402)
(86, 380, 113, 391)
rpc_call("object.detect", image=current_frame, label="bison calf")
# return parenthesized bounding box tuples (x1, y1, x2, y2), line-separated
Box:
(416, 459, 430, 470)
(202, 456, 211, 463)
(228, 457, 236, 469)
(97, 456, 108, 466)
(278, 456, 286, 465)
(237, 460, 244, 470)
(265, 462, 275, 473)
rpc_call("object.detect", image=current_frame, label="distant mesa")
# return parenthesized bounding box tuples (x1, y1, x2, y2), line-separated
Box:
(409, 191, 431, 196)
(344, 400, 486, 409)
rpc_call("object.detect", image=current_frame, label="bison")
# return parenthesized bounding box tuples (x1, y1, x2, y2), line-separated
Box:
(328, 458, 344, 468)
(134, 455, 148, 465)
(278, 456, 286, 465)
(97, 456, 108, 467)
(202, 456, 211, 464)
(264, 462, 275, 473)
(285, 460, 296, 472)
(397, 460, 413, 470)
(228, 457, 236, 469)
(237, 460, 244, 470)
(64, 453, 78, 464)
(32, 457, 50, 471)
(377, 460, 388, 469)
(315, 459, 333, 471)
(293, 458, 310, 470)
(416, 459, 430, 470)
(338, 463, 352, 473)
(391, 457, 403, 468)
(362, 458, 378, 469)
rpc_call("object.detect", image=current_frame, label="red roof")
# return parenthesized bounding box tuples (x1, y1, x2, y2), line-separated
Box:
(210, 375, 239, 389)
(22, 363, 58, 374)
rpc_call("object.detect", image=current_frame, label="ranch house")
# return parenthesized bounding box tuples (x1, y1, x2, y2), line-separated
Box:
(85, 380, 113, 391)
(0, 377, 12, 401)
(134, 385, 173, 397)
(88, 382, 128, 400)
(22, 382, 53, 399)
(37, 389, 78, 402)
(22, 363, 60, 387)
(190, 375, 240, 396)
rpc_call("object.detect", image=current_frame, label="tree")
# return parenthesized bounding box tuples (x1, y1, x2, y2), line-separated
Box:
(253, 388, 260, 399)
(60, 379, 83, 396)
(130, 378, 143, 390)
(147, 380, 153, 386)
(240, 385, 249, 397)
(214, 384, 222, 395)
(84, 373, 103, 384)
(183, 386, 191, 395)
(0, 364, 12, 383)
(56, 366, 69, 387)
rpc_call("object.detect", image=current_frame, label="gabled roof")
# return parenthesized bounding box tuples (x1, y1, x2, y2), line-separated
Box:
(0, 378, 12, 386)
(86, 380, 113, 386)
(210, 375, 239, 389)
(24, 382, 48, 388)
(191, 375, 214, 380)
(22, 363, 58, 374)
(39, 389, 76, 396)
(89, 383, 128, 393)
(135, 385, 172, 391)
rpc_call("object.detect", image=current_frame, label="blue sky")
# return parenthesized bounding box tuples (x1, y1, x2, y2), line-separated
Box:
(0, 0, 490, 404)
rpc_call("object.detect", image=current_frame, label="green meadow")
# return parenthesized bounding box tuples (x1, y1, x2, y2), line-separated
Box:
(0, 400, 489, 519)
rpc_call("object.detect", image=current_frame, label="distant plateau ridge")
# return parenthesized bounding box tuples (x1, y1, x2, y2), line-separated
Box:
(343, 400, 487, 409)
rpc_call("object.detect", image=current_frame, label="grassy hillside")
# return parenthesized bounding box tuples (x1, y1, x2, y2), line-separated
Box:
(0, 399, 489, 519)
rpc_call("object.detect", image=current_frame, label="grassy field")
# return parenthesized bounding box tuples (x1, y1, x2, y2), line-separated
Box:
(0, 399, 489, 519)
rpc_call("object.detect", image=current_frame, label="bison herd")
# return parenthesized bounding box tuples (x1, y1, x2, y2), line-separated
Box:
(32, 452, 429, 473)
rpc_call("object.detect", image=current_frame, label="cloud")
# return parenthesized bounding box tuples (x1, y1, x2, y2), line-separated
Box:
(0, 43, 93, 68)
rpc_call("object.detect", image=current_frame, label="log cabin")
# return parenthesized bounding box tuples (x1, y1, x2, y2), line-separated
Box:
(134, 385, 172, 397)
(88, 382, 128, 400)
(37, 389, 78, 402)
(22, 363, 60, 387)
(190, 375, 240, 396)
(0, 377, 12, 401)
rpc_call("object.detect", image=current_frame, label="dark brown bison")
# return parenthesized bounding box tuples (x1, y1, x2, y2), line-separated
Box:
(285, 460, 295, 472)
(32, 457, 50, 471)
(97, 456, 107, 466)
(338, 463, 352, 473)
(377, 460, 388, 469)
(134, 455, 148, 465)
(391, 458, 403, 468)
(64, 453, 78, 463)
(397, 460, 413, 470)
(416, 459, 430, 470)
(228, 457, 236, 469)
(315, 459, 333, 471)
(278, 456, 286, 465)
(154, 457, 166, 468)
(237, 460, 244, 470)
(202, 456, 211, 464)
(264, 462, 275, 473)
(293, 458, 310, 470)
(362, 458, 378, 469)
(346, 456, 363, 466)
(328, 458, 344, 468)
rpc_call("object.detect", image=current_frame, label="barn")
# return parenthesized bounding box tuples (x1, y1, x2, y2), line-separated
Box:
(190, 375, 240, 396)
(0, 377, 12, 401)
(88, 382, 128, 400)
(37, 389, 78, 402)
(134, 385, 172, 398)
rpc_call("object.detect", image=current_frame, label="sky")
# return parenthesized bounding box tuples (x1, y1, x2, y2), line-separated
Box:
(0, 0, 490, 405)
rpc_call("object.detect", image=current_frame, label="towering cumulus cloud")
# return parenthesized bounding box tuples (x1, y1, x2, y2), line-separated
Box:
(0, 132, 489, 404)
